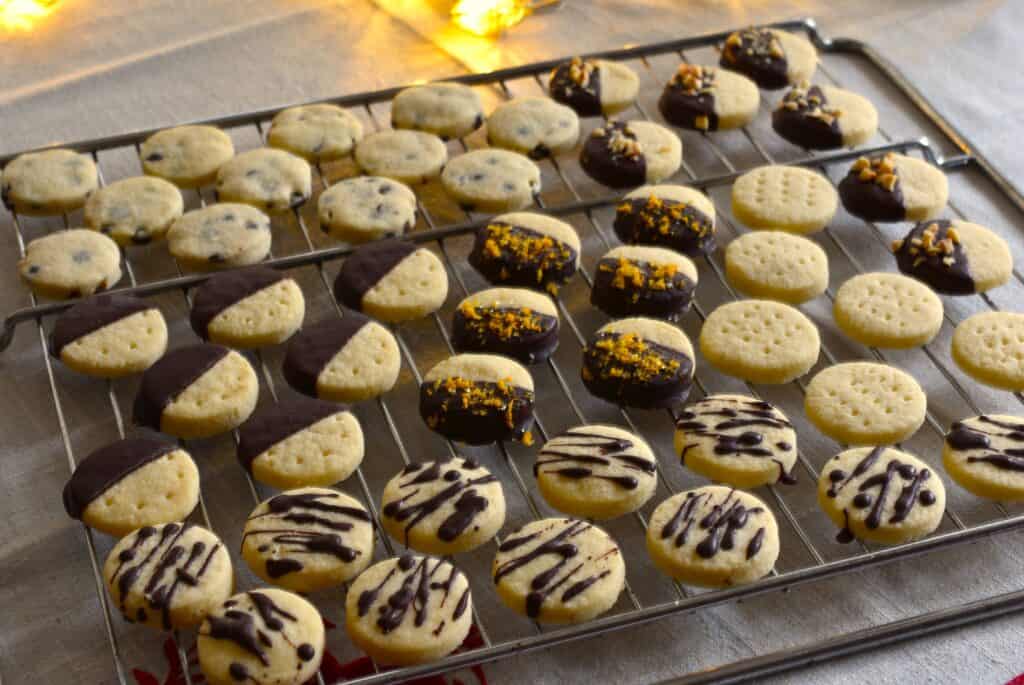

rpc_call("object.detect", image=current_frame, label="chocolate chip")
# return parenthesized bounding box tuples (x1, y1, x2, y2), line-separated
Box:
(27, 264, 40, 274)
(503, 182, 516, 192)
(473, 113, 485, 130)
(379, 184, 392, 195)
(132, 227, 151, 245)
(245, 220, 260, 229)
(245, 169, 260, 177)
(470, 173, 485, 181)
(100, 224, 113, 234)
(404, 152, 419, 161)
(144, 152, 164, 162)
(209, 253, 225, 263)
(72, 250, 91, 264)
(223, 213, 235, 221)
(517, 126, 531, 136)
(289, 191, 307, 207)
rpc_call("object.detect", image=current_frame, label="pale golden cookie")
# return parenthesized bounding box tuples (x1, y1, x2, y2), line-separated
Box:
(267, 103, 363, 162)
(167, 203, 272, 271)
(893, 219, 1013, 295)
(317, 176, 417, 243)
(699, 299, 820, 384)
(52, 295, 168, 378)
(2, 148, 98, 215)
(952, 311, 1024, 391)
(18, 229, 122, 299)
(724, 230, 829, 304)
(732, 165, 837, 234)
(391, 82, 484, 140)
(83, 176, 184, 246)
(441, 148, 541, 212)
(355, 129, 448, 185)
(215, 148, 312, 212)
(140, 125, 235, 188)
(487, 96, 580, 158)
(944, 415, 1024, 501)
(191, 268, 305, 348)
(818, 446, 945, 544)
(833, 272, 943, 348)
(804, 362, 926, 445)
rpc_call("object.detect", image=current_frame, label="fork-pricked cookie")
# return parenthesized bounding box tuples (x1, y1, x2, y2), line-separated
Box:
(731, 165, 837, 235)
(268, 103, 364, 162)
(2, 148, 98, 215)
(18, 229, 122, 299)
(139, 125, 235, 188)
(951, 312, 1024, 391)
(83, 176, 184, 246)
(391, 82, 484, 140)
(659, 64, 759, 132)
(892, 219, 1012, 295)
(190, 267, 304, 348)
(580, 120, 682, 188)
(613, 184, 716, 256)
(773, 83, 878, 150)
(724, 230, 829, 304)
(548, 57, 639, 116)
(333, 240, 448, 322)
(719, 27, 817, 90)
(487, 96, 580, 159)
(452, 286, 560, 364)
(838, 153, 947, 223)
(318, 176, 417, 243)
(833, 272, 943, 348)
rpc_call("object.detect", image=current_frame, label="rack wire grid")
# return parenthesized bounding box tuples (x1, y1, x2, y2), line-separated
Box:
(4, 17, 1024, 685)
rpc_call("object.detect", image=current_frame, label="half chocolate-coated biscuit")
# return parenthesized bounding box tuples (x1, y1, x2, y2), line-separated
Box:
(613, 184, 716, 256)
(580, 121, 646, 188)
(837, 153, 904, 222)
(771, 84, 842, 150)
(451, 287, 560, 364)
(63, 437, 180, 519)
(333, 239, 448, 322)
(591, 245, 698, 320)
(468, 211, 581, 294)
(720, 28, 789, 89)
(190, 266, 304, 347)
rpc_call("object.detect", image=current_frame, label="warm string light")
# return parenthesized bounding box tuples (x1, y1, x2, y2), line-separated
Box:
(450, 0, 530, 37)
(0, 0, 59, 31)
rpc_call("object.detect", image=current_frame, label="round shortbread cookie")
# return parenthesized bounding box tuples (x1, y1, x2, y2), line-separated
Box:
(237, 397, 365, 489)
(283, 314, 401, 402)
(381, 456, 506, 555)
(486, 96, 580, 159)
(591, 244, 698, 320)
(658, 64, 759, 132)
(773, 83, 878, 150)
(346, 554, 472, 665)
(133, 344, 259, 439)
(104, 523, 233, 630)
(492, 518, 625, 624)
(469, 211, 581, 294)
(190, 267, 304, 348)
(838, 153, 948, 223)
(334, 240, 448, 322)
(674, 394, 798, 487)
(892, 219, 1012, 295)
(731, 165, 838, 235)
(18, 229, 122, 299)
(318, 176, 417, 243)
(699, 299, 820, 384)
(719, 28, 817, 90)
(951, 311, 1024, 391)
(267, 104, 363, 162)
(51, 294, 167, 378)
(833, 272, 943, 348)
(549, 57, 639, 116)
(391, 82, 484, 140)
(452, 286, 560, 364)
(63, 437, 199, 537)
(724, 230, 828, 304)
(647, 486, 779, 587)
(140, 125, 235, 188)
(804, 362, 927, 445)
(354, 129, 448, 185)
(535, 424, 658, 520)
(580, 120, 682, 188)
(944, 415, 1024, 501)
(167, 203, 272, 271)
(420, 353, 535, 445)
(581, 316, 695, 409)
(241, 487, 374, 591)
(613, 184, 716, 256)
(83, 176, 184, 246)
(215, 148, 312, 212)
(818, 446, 945, 544)
(2, 148, 98, 215)
(198, 589, 324, 685)
(441, 148, 541, 212)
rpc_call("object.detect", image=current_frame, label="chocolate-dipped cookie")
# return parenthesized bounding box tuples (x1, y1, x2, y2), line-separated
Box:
(452, 287, 559, 364)
(838, 153, 948, 223)
(719, 27, 816, 90)
(772, 83, 877, 150)
(468, 211, 580, 294)
(892, 219, 1012, 295)
(591, 244, 698, 320)
(190, 267, 305, 348)
(333, 239, 448, 323)
(658, 64, 759, 132)
(548, 57, 639, 117)
(420, 353, 535, 445)
(612, 184, 716, 256)
(581, 317, 694, 409)
(580, 120, 682, 188)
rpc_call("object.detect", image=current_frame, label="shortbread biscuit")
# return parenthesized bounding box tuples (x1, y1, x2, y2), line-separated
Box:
(441, 148, 541, 212)
(104, 523, 232, 629)
(944, 415, 1024, 501)
(893, 219, 1012, 295)
(333, 240, 448, 322)
(659, 64, 759, 131)
(51, 294, 167, 378)
(647, 486, 779, 586)
(469, 211, 581, 294)
(699, 299, 820, 384)
(951, 312, 1024, 391)
(535, 424, 658, 519)
(2, 148, 98, 215)
(674, 394, 798, 487)
(354, 129, 448, 185)
(804, 362, 927, 445)
(268, 103, 363, 162)
(838, 153, 947, 223)
(133, 344, 259, 439)
(724, 230, 828, 304)
(83, 176, 184, 246)
(731, 165, 838, 234)
(613, 184, 716, 256)
(833, 272, 943, 348)
(487, 96, 580, 159)
(140, 125, 234, 188)
(215, 148, 312, 212)
(391, 82, 484, 140)
(346, 554, 472, 665)
(549, 57, 639, 116)
(237, 397, 364, 489)
(241, 488, 374, 591)
(283, 314, 401, 402)
(381, 457, 506, 555)
(719, 28, 817, 90)
(19, 229, 122, 300)
(167, 203, 272, 270)
(190, 267, 304, 348)
(318, 175, 417, 243)
(592, 244, 698, 320)
(63, 437, 199, 537)
(773, 83, 878, 150)
(198, 589, 324, 685)
(580, 120, 682, 188)
(452, 287, 560, 364)
(818, 446, 945, 544)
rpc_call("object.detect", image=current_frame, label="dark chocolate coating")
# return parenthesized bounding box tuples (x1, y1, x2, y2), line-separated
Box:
(63, 437, 178, 518)
(133, 344, 230, 431)
(581, 332, 693, 409)
(419, 378, 534, 445)
(838, 166, 906, 223)
(659, 488, 767, 560)
(719, 28, 789, 90)
(613, 196, 716, 256)
(591, 256, 696, 320)
(771, 85, 843, 150)
(190, 267, 285, 339)
(282, 314, 370, 398)
(451, 305, 559, 364)
(356, 554, 468, 634)
(469, 222, 578, 293)
(237, 397, 346, 472)
(333, 239, 417, 311)
(579, 122, 646, 189)
(549, 59, 603, 117)
(50, 294, 155, 357)
(893, 220, 975, 295)
(658, 71, 719, 132)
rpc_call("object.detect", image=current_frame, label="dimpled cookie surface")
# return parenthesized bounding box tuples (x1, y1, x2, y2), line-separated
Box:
(724, 230, 828, 304)
(951, 312, 1024, 391)
(731, 165, 837, 234)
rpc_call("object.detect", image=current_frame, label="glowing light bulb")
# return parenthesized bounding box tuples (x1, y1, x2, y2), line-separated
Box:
(451, 0, 529, 37)
(0, 0, 59, 31)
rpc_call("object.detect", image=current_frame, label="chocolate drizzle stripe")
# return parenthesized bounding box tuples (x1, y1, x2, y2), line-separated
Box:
(64, 437, 179, 519)
(357, 555, 466, 634)
(237, 397, 346, 472)
(190, 266, 285, 339)
(333, 239, 417, 310)
(948, 416, 1024, 471)
(535, 427, 655, 491)
(50, 294, 154, 356)
(282, 315, 370, 397)
(660, 489, 766, 559)
(205, 591, 299, 671)
(133, 344, 230, 431)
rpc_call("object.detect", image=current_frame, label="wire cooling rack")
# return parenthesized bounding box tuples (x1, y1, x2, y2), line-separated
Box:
(4, 17, 1024, 685)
